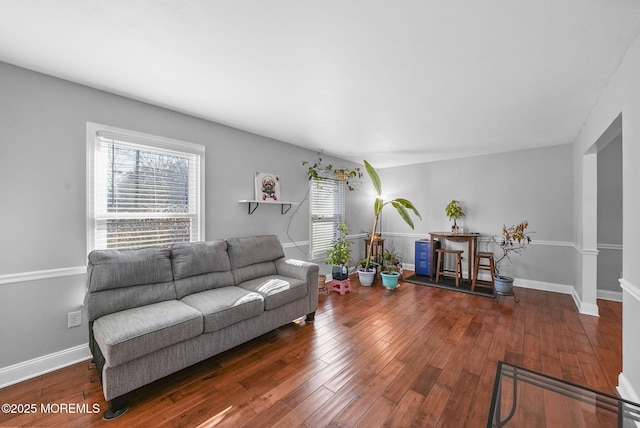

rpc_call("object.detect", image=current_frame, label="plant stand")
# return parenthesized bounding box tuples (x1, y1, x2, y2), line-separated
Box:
(331, 278, 351, 295)
(364, 238, 384, 266)
(495, 289, 520, 304)
(494, 276, 519, 303)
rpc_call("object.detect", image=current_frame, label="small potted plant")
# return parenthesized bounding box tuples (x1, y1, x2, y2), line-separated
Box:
(380, 249, 403, 290)
(445, 200, 465, 233)
(358, 160, 421, 286)
(325, 222, 352, 280)
(487, 220, 533, 295)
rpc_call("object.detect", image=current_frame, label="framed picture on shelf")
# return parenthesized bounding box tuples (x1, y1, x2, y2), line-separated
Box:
(255, 172, 281, 201)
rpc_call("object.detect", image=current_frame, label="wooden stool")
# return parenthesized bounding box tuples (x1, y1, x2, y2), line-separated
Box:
(331, 278, 351, 295)
(472, 251, 495, 291)
(435, 248, 464, 287)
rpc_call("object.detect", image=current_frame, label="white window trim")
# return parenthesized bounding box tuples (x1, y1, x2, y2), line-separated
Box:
(86, 122, 205, 253)
(309, 178, 346, 262)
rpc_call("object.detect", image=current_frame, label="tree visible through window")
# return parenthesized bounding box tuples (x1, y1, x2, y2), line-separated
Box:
(87, 124, 204, 250)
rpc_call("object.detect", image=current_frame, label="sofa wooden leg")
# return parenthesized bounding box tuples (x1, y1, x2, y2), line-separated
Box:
(306, 311, 316, 322)
(103, 397, 128, 420)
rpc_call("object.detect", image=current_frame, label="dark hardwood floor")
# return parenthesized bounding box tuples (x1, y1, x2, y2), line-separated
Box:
(0, 272, 622, 427)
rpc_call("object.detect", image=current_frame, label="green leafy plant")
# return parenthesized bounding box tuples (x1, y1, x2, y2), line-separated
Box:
(303, 155, 363, 191)
(445, 200, 465, 230)
(382, 249, 403, 274)
(325, 222, 352, 266)
(359, 160, 421, 271)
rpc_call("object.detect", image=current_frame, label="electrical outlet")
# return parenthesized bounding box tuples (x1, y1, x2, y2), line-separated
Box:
(68, 311, 82, 328)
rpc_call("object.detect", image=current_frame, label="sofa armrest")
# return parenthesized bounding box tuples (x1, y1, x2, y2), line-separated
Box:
(275, 258, 319, 283)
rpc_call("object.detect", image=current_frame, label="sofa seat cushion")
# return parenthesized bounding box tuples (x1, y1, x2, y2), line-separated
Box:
(238, 275, 307, 310)
(181, 286, 265, 333)
(93, 300, 203, 367)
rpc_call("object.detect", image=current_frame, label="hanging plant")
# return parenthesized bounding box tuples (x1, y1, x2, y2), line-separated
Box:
(302, 155, 363, 191)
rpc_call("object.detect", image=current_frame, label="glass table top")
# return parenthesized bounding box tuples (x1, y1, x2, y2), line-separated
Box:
(487, 361, 640, 427)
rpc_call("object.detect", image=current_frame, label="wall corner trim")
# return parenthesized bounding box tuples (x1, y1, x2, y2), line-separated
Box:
(618, 372, 640, 403)
(571, 291, 600, 317)
(0, 344, 91, 389)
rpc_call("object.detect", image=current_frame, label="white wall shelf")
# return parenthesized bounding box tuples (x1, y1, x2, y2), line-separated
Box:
(238, 200, 299, 215)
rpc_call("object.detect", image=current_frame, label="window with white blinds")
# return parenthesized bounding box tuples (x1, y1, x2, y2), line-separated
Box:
(309, 178, 345, 261)
(87, 123, 204, 251)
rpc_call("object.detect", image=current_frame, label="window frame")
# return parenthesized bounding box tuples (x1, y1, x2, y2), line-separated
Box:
(309, 177, 346, 262)
(86, 122, 205, 252)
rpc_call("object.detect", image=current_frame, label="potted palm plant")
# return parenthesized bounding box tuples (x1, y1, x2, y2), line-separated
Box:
(445, 200, 465, 233)
(358, 160, 421, 286)
(325, 222, 352, 280)
(488, 220, 533, 295)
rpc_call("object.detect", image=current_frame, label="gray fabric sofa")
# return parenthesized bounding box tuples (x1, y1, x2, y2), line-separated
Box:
(85, 235, 318, 419)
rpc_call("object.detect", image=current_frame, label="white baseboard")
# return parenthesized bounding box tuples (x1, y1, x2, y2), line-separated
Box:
(597, 289, 623, 302)
(404, 267, 600, 316)
(507, 278, 599, 316)
(0, 344, 91, 389)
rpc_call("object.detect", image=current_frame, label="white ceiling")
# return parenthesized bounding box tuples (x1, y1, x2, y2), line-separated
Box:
(2, 1, 640, 167)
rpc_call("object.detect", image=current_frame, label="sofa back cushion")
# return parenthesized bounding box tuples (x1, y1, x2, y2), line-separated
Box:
(171, 241, 235, 298)
(227, 235, 285, 284)
(86, 247, 176, 321)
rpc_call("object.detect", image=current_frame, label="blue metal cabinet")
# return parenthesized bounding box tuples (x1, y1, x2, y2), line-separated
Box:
(415, 240, 438, 276)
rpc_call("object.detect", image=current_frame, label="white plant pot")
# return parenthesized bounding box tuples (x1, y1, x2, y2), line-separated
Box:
(358, 269, 376, 286)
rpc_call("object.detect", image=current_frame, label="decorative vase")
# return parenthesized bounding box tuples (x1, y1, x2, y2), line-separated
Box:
(358, 269, 376, 286)
(381, 271, 400, 289)
(494, 275, 514, 295)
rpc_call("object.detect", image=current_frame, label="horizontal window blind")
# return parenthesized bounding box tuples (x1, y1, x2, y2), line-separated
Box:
(90, 127, 203, 250)
(309, 178, 345, 261)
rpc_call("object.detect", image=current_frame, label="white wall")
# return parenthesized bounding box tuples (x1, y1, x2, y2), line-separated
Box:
(597, 136, 623, 297)
(571, 29, 640, 400)
(0, 61, 365, 377)
(376, 144, 575, 288)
